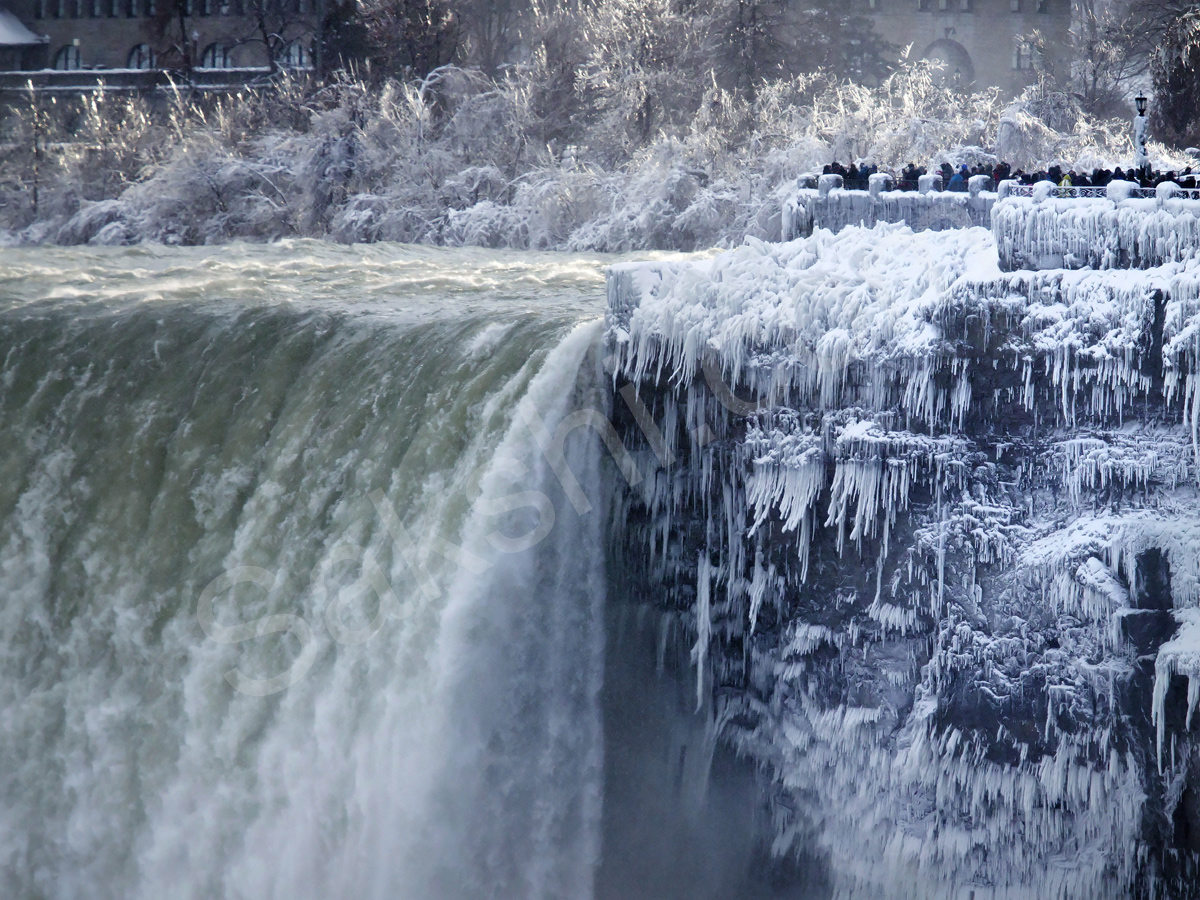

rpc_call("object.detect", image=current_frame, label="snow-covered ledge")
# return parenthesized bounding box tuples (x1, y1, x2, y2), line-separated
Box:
(993, 180, 1200, 271)
(783, 174, 996, 241)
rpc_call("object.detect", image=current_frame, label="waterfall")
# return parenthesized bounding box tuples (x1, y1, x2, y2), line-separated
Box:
(0, 243, 612, 900)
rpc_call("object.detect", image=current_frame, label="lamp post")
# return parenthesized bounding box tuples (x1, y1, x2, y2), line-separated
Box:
(1134, 94, 1150, 176)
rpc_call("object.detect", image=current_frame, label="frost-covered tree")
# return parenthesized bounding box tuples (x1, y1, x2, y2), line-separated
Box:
(1151, 6, 1200, 147)
(453, 0, 528, 75)
(151, 0, 199, 75)
(360, 0, 460, 78)
(701, 0, 891, 102)
(236, 0, 319, 73)
(575, 0, 705, 153)
(700, 0, 790, 102)
(1065, 0, 1146, 116)
(1019, 0, 1178, 118)
(786, 0, 892, 84)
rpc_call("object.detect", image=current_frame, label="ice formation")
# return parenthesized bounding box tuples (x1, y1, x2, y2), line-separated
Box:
(784, 179, 995, 241)
(994, 187, 1200, 271)
(607, 220, 1200, 897)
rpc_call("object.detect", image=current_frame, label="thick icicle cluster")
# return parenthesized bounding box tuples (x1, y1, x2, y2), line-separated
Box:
(994, 192, 1200, 271)
(606, 222, 1200, 898)
(784, 185, 995, 241)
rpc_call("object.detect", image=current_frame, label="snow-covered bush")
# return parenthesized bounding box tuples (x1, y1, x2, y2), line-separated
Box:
(0, 59, 1176, 249)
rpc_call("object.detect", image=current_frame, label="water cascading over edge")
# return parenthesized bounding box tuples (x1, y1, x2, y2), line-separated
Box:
(0, 251, 616, 900)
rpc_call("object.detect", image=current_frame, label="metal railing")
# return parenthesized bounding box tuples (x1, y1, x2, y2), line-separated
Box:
(1002, 183, 1200, 200)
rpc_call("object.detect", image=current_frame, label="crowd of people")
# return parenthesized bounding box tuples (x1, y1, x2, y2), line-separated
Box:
(820, 160, 1200, 192)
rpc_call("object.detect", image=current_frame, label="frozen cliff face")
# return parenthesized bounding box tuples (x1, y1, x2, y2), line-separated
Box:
(606, 224, 1200, 898)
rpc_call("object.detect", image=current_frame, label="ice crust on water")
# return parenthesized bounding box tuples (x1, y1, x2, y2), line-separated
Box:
(607, 222, 1200, 897)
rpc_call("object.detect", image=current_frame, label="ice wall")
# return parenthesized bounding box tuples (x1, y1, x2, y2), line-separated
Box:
(993, 184, 1200, 272)
(784, 179, 995, 241)
(606, 223, 1200, 898)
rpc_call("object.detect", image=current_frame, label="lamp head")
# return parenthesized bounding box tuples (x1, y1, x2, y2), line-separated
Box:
(1136, 94, 1148, 116)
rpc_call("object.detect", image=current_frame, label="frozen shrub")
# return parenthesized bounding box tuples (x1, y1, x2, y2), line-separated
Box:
(0, 58, 1179, 250)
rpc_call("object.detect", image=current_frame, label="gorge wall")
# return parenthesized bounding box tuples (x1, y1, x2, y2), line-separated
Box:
(606, 223, 1200, 899)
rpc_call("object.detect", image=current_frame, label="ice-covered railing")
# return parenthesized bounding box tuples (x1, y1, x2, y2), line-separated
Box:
(993, 179, 1200, 271)
(1002, 182, 1200, 201)
(783, 172, 996, 241)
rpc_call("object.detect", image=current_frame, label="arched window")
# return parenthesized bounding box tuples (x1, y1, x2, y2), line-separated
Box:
(279, 41, 309, 68)
(199, 43, 230, 68)
(54, 45, 82, 69)
(1012, 37, 1035, 70)
(127, 44, 155, 68)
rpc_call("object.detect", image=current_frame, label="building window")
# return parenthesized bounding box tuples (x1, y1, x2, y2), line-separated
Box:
(937, 0, 947, 8)
(54, 45, 82, 69)
(959, 0, 971, 9)
(1013, 38, 1034, 69)
(200, 43, 230, 68)
(1036, 0, 1046, 9)
(127, 43, 155, 68)
(917, 0, 929, 9)
(280, 41, 309, 68)
(1010, 0, 1019, 8)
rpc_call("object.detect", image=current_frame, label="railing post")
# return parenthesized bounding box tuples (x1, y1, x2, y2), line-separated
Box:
(1157, 181, 1180, 207)
(818, 174, 843, 197)
(1106, 180, 1138, 203)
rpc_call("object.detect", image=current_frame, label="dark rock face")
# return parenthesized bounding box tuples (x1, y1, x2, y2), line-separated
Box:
(605, 226, 1200, 898)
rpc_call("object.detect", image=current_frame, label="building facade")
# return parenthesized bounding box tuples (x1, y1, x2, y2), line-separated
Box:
(866, 0, 1072, 94)
(0, 0, 314, 72)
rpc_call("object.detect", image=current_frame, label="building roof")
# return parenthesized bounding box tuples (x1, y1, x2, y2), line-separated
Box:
(0, 7, 43, 46)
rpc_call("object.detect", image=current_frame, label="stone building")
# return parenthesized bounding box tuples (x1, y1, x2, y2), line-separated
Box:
(0, 0, 315, 72)
(866, 0, 1072, 94)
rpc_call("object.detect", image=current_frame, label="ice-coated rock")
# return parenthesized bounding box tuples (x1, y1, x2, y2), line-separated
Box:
(607, 221, 1200, 898)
